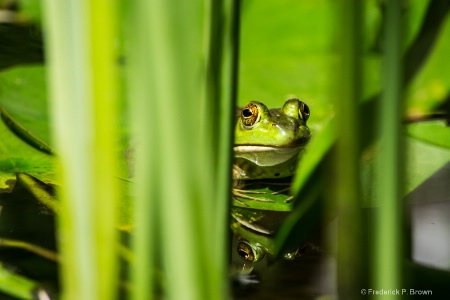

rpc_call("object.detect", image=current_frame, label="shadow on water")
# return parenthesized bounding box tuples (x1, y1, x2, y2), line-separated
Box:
(407, 161, 450, 271)
(231, 160, 450, 299)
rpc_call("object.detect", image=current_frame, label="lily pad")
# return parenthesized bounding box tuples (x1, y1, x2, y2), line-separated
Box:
(0, 66, 54, 191)
(405, 134, 450, 196)
(0, 116, 55, 192)
(232, 179, 294, 211)
(0, 65, 52, 150)
(406, 120, 450, 149)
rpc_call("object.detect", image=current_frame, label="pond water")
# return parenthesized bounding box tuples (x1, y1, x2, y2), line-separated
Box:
(231, 161, 450, 299)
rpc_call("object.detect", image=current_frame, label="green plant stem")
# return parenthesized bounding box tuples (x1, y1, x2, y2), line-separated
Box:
(334, 1, 367, 298)
(127, 1, 231, 299)
(0, 238, 58, 262)
(126, 0, 158, 298)
(373, 0, 404, 294)
(42, 0, 119, 299)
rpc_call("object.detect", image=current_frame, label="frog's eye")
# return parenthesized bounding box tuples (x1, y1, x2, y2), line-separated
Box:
(241, 103, 260, 128)
(299, 101, 310, 121)
(237, 241, 265, 262)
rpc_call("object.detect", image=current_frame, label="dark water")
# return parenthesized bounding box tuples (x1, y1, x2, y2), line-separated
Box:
(232, 249, 336, 300)
(408, 161, 450, 271)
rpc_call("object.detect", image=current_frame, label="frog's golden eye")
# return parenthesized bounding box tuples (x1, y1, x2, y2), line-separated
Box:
(241, 103, 260, 128)
(299, 101, 310, 121)
(237, 241, 265, 262)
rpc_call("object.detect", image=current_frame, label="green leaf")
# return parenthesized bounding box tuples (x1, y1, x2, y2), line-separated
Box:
(0, 263, 37, 300)
(20, 0, 42, 22)
(405, 134, 450, 195)
(406, 121, 450, 149)
(0, 66, 51, 149)
(0, 107, 53, 154)
(291, 117, 335, 195)
(0, 116, 55, 192)
(232, 180, 294, 211)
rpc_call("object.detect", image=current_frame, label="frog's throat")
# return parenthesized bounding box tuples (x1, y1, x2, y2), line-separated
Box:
(233, 145, 303, 167)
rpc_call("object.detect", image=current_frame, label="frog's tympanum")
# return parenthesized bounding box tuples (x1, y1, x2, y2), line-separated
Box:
(233, 99, 310, 180)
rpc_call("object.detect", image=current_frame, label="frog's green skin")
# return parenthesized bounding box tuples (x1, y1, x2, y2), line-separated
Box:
(233, 99, 311, 180)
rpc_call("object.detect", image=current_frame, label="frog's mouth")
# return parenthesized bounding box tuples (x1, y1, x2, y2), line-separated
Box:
(233, 145, 303, 167)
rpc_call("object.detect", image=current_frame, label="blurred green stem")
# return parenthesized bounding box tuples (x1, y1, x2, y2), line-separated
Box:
(42, 0, 119, 299)
(334, 1, 367, 298)
(128, 1, 232, 299)
(373, 0, 404, 293)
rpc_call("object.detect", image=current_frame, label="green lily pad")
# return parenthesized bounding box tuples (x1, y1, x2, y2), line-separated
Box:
(406, 121, 450, 149)
(405, 134, 450, 196)
(0, 67, 54, 191)
(0, 117, 55, 192)
(0, 65, 52, 150)
(232, 179, 294, 211)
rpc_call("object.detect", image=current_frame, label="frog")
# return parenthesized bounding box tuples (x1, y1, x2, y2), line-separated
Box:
(232, 99, 311, 205)
(231, 99, 311, 264)
(233, 98, 311, 180)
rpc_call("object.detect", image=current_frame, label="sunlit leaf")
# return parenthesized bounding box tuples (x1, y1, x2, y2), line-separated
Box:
(0, 118, 55, 192)
(232, 180, 294, 211)
(0, 263, 37, 300)
(405, 134, 450, 195)
(406, 121, 450, 149)
(0, 66, 51, 148)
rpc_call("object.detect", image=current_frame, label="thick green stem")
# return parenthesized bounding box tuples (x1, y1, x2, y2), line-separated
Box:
(42, 1, 119, 299)
(335, 1, 367, 298)
(373, 0, 404, 294)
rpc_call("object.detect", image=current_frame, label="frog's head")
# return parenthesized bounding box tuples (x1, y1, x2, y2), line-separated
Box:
(233, 99, 311, 179)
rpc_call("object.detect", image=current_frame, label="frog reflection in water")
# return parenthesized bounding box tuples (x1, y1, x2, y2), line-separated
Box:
(232, 99, 311, 265)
